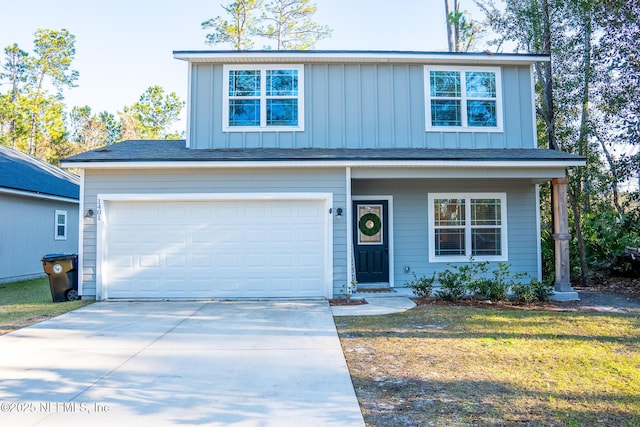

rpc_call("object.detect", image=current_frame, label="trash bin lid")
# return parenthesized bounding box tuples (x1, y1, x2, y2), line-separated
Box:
(42, 253, 77, 261)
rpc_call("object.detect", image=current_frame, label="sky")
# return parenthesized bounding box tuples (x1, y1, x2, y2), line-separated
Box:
(0, 0, 485, 128)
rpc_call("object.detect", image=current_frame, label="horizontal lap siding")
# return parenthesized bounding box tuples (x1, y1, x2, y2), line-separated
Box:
(1, 195, 79, 282)
(81, 168, 346, 299)
(190, 64, 535, 149)
(352, 179, 538, 286)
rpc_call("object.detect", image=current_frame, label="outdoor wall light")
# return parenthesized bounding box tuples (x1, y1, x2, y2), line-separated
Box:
(336, 208, 343, 218)
(85, 209, 94, 218)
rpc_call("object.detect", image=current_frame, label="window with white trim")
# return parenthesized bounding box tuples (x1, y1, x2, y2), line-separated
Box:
(428, 193, 507, 262)
(223, 64, 304, 131)
(54, 210, 67, 240)
(425, 66, 502, 131)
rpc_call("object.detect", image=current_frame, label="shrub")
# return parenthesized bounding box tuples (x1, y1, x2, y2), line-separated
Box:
(470, 277, 508, 301)
(433, 260, 533, 302)
(435, 269, 468, 301)
(405, 272, 436, 297)
(511, 279, 554, 303)
(530, 279, 554, 301)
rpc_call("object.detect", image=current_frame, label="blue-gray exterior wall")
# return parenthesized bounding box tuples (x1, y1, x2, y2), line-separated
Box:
(0, 193, 79, 283)
(80, 168, 347, 299)
(352, 178, 539, 286)
(78, 169, 540, 298)
(189, 63, 535, 149)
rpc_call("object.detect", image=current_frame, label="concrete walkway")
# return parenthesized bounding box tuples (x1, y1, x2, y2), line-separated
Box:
(331, 287, 417, 316)
(0, 301, 364, 427)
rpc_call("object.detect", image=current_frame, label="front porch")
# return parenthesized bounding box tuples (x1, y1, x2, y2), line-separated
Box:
(344, 170, 578, 300)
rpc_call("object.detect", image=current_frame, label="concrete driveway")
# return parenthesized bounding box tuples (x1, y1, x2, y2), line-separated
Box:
(0, 301, 365, 426)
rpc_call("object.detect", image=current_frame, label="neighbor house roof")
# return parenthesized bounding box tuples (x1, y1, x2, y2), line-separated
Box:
(173, 50, 550, 66)
(62, 140, 585, 168)
(0, 145, 80, 200)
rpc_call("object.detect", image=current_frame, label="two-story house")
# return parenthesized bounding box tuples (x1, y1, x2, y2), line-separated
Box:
(62, 50, 585, 301)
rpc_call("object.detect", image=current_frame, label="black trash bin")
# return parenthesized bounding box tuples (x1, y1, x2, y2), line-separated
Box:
(41, 254, 79, 302)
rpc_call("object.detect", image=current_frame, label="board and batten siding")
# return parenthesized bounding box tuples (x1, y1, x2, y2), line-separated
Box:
(189, 63, 535, 150)
(351, 178, 539, 286)
(80, 168, 347, 298)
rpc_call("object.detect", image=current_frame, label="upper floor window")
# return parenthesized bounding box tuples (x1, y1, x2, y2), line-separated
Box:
(55, 210, 67, 240)
(424, 66, 502, 132)
(223, 64, 304, 132)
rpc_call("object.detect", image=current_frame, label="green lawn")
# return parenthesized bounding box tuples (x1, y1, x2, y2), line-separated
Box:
(0, 277, 92, 335)
(336, 305, 640, 427)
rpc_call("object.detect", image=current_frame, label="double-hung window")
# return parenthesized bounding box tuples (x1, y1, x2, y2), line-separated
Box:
(428, 193, 507, 262)
(425, 66, 502, 131)
(223, 64, 304, 131)
(54, 210, 67, 240)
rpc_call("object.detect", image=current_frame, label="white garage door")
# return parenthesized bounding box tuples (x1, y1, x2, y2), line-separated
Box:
(101, 198, 327, 299)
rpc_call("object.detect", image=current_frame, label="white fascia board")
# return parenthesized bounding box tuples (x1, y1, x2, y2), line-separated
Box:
(97, 192, 333, 203)
(62, 159, 585, 170)
(0, 187, 79, 204)
(77, 169, 85, 297)
(173, 51, 550, 66)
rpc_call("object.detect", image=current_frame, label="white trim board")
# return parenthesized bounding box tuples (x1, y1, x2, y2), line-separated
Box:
(62, 159, 585, 170)
(174, 51, 550, 66)
(427, 192, 508, 263)
(352, 195, 395, 288)
(0, 187, 79, 204)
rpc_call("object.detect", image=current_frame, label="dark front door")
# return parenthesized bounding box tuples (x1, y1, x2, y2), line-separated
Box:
(353, 200, 389, 284)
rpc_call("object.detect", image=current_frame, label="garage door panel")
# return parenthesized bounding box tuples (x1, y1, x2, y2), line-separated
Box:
(140, 255, 160, 268)
(102, 199, 327, 299)
(166, 255, 186, 268)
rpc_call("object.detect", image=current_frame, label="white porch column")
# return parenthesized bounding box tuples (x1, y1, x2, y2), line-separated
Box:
(551, 177, 576, 298)
(345, 167, 353, 292)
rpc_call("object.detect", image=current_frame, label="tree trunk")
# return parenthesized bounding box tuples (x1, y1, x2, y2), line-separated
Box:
(454, 0, 460, 52)
(595, 132, 623, 214)
(573, 7, 593, 286)
(539, 0, 560, 286)
(569, 186, 590, 286)
(541, 0, 558, 151)
(444, 0, 454, 52)
(444, 0, 458, 52)
(27, 72, 46, 156)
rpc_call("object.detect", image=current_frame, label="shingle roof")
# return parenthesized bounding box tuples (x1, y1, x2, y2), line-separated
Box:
(0, 145, 80, 200)
(62, 140, 585, 164)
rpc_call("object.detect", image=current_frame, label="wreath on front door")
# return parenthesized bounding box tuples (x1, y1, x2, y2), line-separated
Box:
(359, 213, 382, 236)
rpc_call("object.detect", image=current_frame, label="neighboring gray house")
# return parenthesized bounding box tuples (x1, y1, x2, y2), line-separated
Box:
(62, 50, 585, 301)
(0, 146, 79, 283)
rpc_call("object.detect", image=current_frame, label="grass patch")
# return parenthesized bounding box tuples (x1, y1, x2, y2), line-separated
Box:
(336, 305, 640, 426)
(0, 277, 92, 335)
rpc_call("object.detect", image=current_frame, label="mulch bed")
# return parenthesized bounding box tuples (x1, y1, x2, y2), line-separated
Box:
(328, 277, 640, 309)
(413, 296, 573, 311)
(411, 276, 640, 312)
(355, 288, 394, 293)
(329, 298, 368, 306)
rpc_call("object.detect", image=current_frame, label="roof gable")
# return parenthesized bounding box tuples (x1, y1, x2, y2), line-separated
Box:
(0, 145, 79, 200)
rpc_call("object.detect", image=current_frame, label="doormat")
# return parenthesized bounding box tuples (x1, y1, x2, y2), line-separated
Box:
(356, 288, 394, 293)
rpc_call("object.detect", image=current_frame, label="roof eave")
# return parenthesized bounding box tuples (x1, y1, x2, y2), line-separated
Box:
(0, 186, 79, 203)
(61, 159, 585, 169)
(172, 50, 550, 66)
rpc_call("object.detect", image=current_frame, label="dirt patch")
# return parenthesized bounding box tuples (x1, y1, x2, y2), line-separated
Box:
(581, 277, 640, 299)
